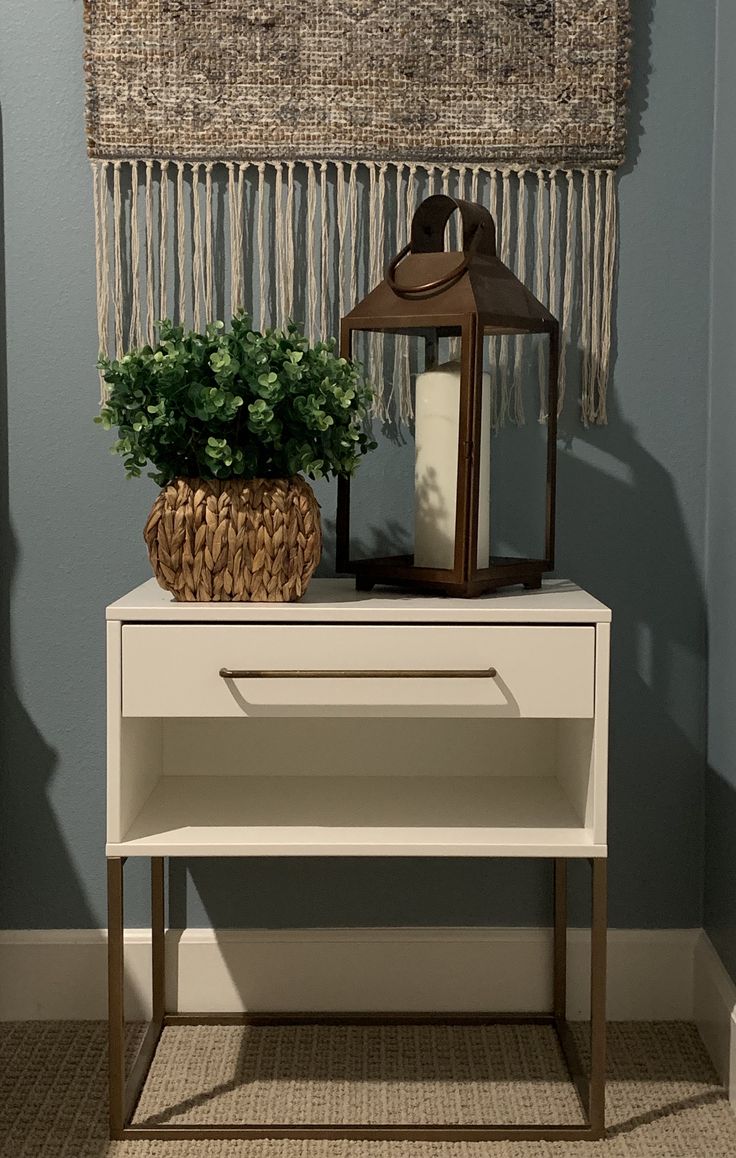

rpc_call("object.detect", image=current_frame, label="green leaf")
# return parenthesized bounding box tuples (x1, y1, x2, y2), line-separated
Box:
(95, 315, 376, 484)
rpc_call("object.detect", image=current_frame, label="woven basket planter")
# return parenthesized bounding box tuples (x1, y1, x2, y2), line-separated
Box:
(143, 476, 322, 602)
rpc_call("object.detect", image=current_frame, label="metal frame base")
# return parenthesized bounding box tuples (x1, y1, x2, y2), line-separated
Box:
(108, 857, 607, 1142)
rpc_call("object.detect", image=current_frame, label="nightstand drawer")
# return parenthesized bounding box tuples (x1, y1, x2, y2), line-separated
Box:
(121, 624, 595, 718)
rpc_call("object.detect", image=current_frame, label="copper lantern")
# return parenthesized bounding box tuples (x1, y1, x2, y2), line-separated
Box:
(336, 194, 559, 598)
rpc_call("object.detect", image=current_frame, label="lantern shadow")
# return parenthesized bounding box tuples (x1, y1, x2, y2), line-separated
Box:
(553, 389, 707, 926)
(314, 372, 708, 933)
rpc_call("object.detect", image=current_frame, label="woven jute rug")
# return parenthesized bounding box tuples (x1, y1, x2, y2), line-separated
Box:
(84, 2, 630, 425)
(84, 1, 630, 166)
(1, 1020, 735, 1156)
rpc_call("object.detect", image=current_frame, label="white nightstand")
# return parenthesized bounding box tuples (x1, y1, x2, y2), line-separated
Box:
(106, 577, 610, 1142)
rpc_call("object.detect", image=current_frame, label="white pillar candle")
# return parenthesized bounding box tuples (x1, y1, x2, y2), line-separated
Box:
(414, 360, 491, 571)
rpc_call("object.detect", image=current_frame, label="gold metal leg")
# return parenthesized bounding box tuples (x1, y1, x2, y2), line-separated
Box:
(553, 858, 568, 1021)
(151, 857, 166, 1023)
(107, 858, 125, 1140)
(108, 855, 607, 1142)
(107, 856, 166, 1141)
(552, 857, 607, 1141)
(589, 857, 608, 1137)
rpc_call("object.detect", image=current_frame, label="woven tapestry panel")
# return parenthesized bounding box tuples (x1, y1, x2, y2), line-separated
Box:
(84, 1, 631, 424)
(84, 0, 630, 167)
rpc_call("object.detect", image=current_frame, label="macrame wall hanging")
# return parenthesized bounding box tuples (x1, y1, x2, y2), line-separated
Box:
(84, 1, 630, 426)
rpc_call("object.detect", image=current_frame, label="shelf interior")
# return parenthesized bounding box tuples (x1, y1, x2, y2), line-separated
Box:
(110, 717, 600, 856)
(119, 773, 590, 855)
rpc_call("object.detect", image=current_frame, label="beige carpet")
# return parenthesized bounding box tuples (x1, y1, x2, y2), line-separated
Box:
(0, 1021, 734, 1156)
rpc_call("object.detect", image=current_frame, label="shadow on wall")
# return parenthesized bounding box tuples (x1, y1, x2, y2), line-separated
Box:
(621, 0, 653, 179)
(556, 394, 706, 926)
(564, 0, 704, 924)
(0, 108, 95, 930)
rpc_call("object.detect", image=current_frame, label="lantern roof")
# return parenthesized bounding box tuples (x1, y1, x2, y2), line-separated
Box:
(343, 195, 556, 336)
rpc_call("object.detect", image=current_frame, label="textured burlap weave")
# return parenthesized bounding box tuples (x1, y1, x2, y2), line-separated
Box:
(143, 476, 321, 602)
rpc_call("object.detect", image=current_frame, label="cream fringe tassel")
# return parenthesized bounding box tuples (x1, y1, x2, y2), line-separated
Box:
(92, 161, 617, 425)
(512, 169, 528, 426)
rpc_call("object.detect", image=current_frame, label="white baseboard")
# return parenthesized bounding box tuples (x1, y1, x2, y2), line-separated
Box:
(694, 931, 736, 1108)
(0, 926, 698, 1022)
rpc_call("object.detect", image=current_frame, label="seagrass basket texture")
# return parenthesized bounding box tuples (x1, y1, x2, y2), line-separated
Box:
(143, 476, 322, 602)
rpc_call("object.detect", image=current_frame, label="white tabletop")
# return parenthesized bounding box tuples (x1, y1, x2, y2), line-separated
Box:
(107, 577, 611, 624)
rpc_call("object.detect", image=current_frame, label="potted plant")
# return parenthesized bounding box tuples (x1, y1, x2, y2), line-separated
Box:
(97, 316, 375, 602)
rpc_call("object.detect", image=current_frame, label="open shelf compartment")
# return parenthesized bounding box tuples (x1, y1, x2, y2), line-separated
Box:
(107, 717, 604, 858)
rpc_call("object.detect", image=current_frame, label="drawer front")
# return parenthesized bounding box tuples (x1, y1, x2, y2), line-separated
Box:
(122, 624, 595, 718)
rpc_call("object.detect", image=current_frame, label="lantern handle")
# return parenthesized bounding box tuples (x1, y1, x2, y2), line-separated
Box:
(385, 194, 496, 299)
(386, 230, 479, 298)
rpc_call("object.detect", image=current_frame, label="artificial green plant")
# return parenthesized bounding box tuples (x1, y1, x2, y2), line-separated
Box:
(96, 316, 375, 485)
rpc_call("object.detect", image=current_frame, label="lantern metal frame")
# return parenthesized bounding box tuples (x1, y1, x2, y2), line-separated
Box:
(336, 195, 559, 598)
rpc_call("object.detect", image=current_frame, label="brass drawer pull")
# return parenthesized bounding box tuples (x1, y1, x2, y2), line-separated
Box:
(219, 666, 497, 680)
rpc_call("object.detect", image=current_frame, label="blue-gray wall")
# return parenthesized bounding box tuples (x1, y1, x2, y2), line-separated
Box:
(0, 1, 715, 931)
(705, 0, 736, 981)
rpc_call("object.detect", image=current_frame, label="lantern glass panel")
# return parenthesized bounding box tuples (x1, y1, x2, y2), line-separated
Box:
(342, 424, 414, 564)
(345, 330, 466, 573)
(481, 332, 551, 569)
